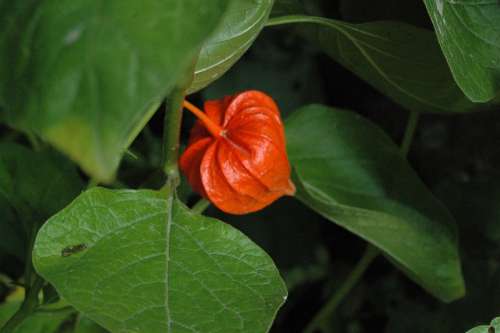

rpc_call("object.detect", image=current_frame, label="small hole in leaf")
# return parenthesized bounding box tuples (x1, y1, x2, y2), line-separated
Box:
(61, 244, 87, 257)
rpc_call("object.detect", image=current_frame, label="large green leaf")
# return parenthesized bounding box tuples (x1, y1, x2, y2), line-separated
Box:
(267, 15, 475, 113)
(33, 188, 286, 333)
(0, 143, 83, 258)
(189, 0, 273, 93)
(285, 105, 464, 302)
(423, 0, 500, 102)
(0, 0, 228, 182)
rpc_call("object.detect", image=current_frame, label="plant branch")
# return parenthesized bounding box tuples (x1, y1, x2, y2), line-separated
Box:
(191, 198, 211, 214)
(162, 66, 196, 186)
(36, 306, 75, 315)
(1, 219, 46, 333)
(162, 87, 186, 184)
(0, 277, 44, 333)
(400, 110, 420, 157)
(304, 244, 379, 333)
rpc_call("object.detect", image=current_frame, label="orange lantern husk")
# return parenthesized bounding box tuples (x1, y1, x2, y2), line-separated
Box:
(179, 90, 295, 215)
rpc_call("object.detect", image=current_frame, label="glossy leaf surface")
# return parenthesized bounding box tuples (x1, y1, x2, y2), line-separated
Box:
(189, 0, 273, 93)
(423, 0, 500, 102)
(33, 188, 286, 333)
(0, 0, 228, 181)
(286, 105, 464, 302)
(269, 16, 475, 113)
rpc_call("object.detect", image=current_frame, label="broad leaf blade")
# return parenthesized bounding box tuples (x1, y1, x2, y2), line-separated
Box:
(0, 0, 228, 182)
(286, 105, 464, 302)
(189, 0, 273, 93)
(271, 16, 475, 113)
(33, 188, 286, 333)
(423, 0, 500, 102)
(0, 143, 83, 258)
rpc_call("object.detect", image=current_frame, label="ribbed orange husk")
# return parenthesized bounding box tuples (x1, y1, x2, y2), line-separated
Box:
(179, 90, 295, 214)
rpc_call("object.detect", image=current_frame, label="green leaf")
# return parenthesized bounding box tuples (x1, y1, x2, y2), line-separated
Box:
(0, 300, 70, 333)
(0, 143, 83, 258)
(285, 105, 465, 302)
(423, 0, 500, 102)
(466, 318, 500, 333)
(73, 317, 108, 333)
(0, 0, 228, 182)
(33, 188, 287, 333)
(189, 0, 273, 93)
(268, 15, 475, 113)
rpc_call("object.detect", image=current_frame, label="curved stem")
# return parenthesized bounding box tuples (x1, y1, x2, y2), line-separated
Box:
(0, 277, 44, 333)
(36, 306, 75, 315)
(266, 15, 318, 27)
(183, 101, 223, 138)
(1, 221, 46, 333)
(400, 111, 420, 156)
(191, 198, 211, 214)
(304, 245, 379, 333)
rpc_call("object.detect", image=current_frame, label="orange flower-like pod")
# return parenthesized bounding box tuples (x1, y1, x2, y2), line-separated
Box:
(180, 90, 295, 214)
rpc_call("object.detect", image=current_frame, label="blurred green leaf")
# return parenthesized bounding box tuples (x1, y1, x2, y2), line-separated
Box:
(189, 0, 273, 93)
(0, 0, 228, 182)
(286, 105, 464, 302)
(268, 16, 475, 113)
(423, 0, 500, 102)
(33, 187, 287, 333)
(0, 143, 83, 259)
(0, 300, 70, 333)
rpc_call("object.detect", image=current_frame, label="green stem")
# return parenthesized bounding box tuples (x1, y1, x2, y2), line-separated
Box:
(86, 178, 98, 190)
(162, 62, 197, 187)
(266, 15, 317, 27)
(23, 222, 40, 288)
(1, 219, 46, 333)
(304, 245, 379, 333)
(36, 306, 75, 315)
(26, 132, 41, 151)
(191, 198, 211, 214)
(0, 277, 44, 333)
(400, 111, 420, 157)
(162, 86, 186, 185)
